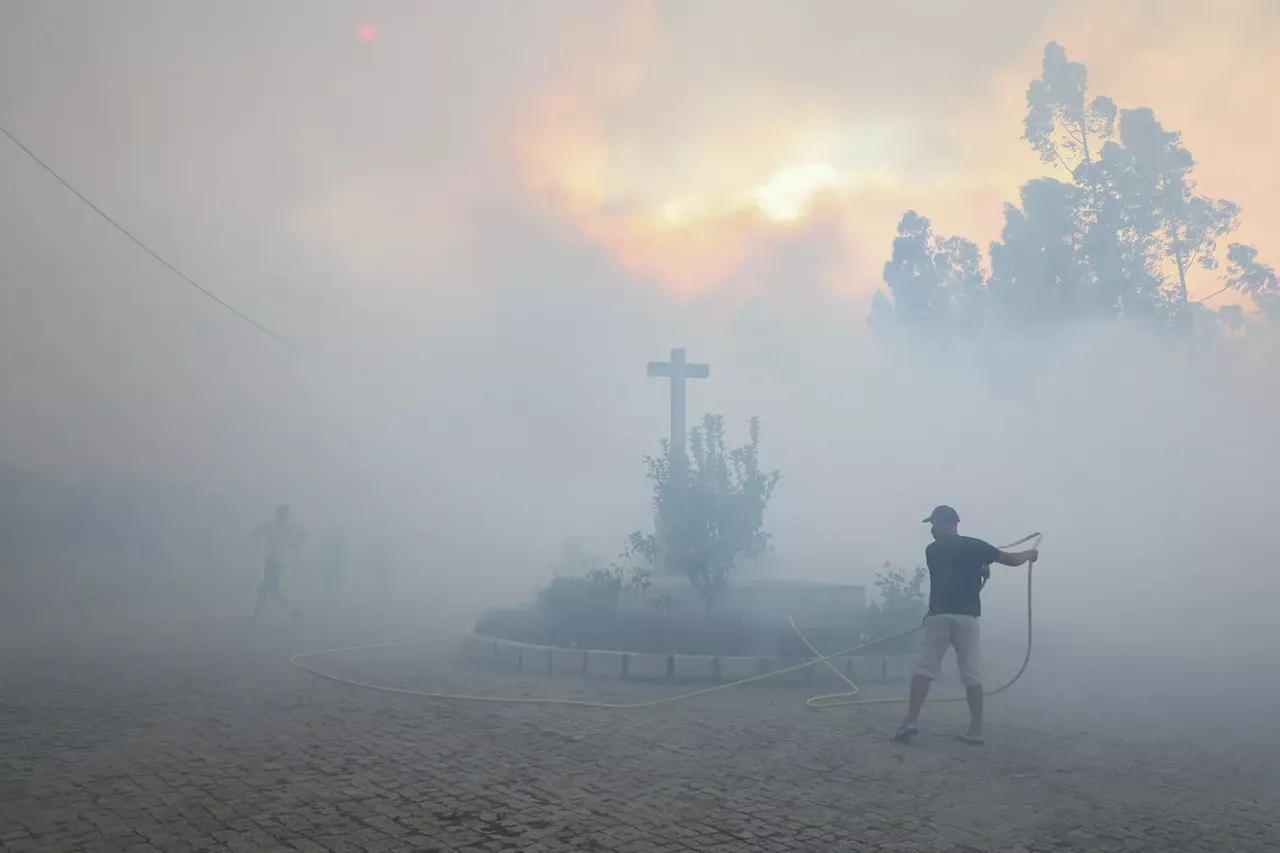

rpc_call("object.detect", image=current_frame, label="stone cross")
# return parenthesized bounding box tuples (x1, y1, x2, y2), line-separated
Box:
(646, 348, 709, 459)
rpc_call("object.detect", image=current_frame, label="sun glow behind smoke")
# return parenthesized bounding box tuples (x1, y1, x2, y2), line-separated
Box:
(751, 162, 844, 222)
(501, 1, 938, 295)
(513, 65, 906, 295)
(657, 162, 856, 227)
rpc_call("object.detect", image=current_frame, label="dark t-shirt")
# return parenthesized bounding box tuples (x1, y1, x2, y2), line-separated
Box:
(925, 535, 1000, 618)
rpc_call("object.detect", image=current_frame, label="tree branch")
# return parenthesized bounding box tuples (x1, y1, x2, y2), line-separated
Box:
(1194, 284, 1231, 303)
(1052, 147, 1074, 176)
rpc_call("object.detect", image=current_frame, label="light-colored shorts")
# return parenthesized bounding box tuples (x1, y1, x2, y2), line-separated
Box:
(914, 614, 981, 686)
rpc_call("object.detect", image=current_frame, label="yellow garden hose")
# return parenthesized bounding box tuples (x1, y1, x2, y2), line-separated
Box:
(290, 532, 1042, 712)
(801, 532, 1042, 709)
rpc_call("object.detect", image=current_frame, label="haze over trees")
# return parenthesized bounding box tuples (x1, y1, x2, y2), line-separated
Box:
(869, 42, 1280, 335)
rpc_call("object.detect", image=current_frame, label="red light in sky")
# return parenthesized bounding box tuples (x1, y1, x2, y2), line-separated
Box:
(359, 25, 376, 41)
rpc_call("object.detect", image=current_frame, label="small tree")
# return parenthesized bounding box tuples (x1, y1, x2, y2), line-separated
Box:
(629, 414, 781, 613)
(871, 211, 987, 334)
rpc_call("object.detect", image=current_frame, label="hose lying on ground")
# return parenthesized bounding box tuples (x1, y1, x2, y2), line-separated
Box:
(290, 532, 1042, 711)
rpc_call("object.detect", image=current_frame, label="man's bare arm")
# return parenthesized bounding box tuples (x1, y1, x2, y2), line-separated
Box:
(993, 548, 1038, 567)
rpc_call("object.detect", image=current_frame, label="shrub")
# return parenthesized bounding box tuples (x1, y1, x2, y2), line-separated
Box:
(482, 588, 890, 658)
(486, 561, 927, 658)
(864, 563, 929, 655)
(535, 575, 614, 616)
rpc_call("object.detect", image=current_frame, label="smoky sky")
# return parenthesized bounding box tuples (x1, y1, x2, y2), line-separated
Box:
(3, 0, 1280, 647)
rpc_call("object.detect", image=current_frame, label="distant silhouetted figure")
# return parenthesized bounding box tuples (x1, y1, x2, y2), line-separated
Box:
(248, 503, 308, 625)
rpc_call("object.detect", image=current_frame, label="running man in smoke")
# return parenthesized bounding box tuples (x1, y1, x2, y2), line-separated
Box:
(248, 503, 308, 625)
(894, 505, 1037, 746)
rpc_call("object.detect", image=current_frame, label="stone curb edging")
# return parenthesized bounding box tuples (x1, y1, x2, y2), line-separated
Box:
(461, 633, 914, 687)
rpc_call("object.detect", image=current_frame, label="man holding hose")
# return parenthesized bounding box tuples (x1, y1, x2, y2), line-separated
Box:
(894, 505, 1038, 746)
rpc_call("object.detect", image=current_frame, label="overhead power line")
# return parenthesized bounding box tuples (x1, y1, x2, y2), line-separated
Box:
(0, 122, 299, 349)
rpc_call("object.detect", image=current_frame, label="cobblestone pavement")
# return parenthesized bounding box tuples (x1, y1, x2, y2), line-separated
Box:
(2, 617, 1278, 852)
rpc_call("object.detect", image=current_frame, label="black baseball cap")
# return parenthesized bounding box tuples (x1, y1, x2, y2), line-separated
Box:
(922, 505, 960, 524)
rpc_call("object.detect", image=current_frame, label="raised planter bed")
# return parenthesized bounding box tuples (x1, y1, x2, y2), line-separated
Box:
(461, 633, 915, 687)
